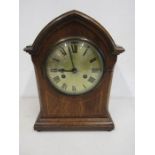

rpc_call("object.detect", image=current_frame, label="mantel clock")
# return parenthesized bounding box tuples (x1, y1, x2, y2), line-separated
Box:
(24, 10, 124, 131)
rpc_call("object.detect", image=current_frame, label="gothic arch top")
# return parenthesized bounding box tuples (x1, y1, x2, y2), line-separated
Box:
(24, 10, 124, 56)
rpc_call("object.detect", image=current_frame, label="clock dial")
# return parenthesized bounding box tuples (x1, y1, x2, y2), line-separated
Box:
(45, 38, 104, 95)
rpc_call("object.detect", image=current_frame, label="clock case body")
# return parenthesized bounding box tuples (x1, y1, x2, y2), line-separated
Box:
(24, 10, 124, 131)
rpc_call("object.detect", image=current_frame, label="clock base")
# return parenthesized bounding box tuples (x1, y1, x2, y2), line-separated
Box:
(34, 114, 114, 131)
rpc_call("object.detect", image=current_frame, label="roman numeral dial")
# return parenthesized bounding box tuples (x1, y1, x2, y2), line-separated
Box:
(89, 57, 97, 63)
(88, 76, 96, 83)
(92, 68, 101, 73)
(72, 85, 76, 92)
(71, 44, 78, 53)
(46, 38, 104, 95)
(53, 76, 60, 83)
(83, 46, 89, 56)
(61, 83, 67, 90)
(59, 47, 67, 56)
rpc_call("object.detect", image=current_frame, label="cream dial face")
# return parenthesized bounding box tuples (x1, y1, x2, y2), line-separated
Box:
(45, 38, 104, 95)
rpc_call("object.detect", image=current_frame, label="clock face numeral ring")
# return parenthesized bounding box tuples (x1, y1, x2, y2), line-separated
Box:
(45, 37, 104, 95)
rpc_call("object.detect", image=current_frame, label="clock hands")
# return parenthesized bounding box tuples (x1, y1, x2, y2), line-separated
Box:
(68, 46, 76, 70)
(51, 68, 77, 73)
(58, 68, 74, 72)
(51, 44, 78, 74)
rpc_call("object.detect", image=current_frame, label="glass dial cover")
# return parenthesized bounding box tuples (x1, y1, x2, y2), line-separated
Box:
(45, 38, 104, 95)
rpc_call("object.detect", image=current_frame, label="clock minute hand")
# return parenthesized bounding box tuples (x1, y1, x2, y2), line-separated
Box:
(68, 46, 75, 69)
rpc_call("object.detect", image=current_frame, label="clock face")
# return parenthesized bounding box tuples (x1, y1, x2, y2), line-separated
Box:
(45, 38, 104, 95)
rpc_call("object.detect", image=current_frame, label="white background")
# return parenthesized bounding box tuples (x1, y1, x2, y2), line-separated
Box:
(2, 0, 155, 155)
(19, 0, 135, 155)
(20, 0, 134, 98)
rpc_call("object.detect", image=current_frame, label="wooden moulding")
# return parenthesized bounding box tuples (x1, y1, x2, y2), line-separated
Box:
(34, 116, 114, 131)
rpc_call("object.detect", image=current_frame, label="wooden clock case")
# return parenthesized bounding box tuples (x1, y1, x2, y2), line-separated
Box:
(24, 10, 124, 131)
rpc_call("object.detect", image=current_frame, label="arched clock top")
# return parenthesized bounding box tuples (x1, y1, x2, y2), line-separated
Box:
(23, 10, 125, 131)
(24, 10, 124, 56)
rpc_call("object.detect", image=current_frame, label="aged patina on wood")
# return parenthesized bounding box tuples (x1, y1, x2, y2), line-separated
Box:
(24, 10, 124, 131)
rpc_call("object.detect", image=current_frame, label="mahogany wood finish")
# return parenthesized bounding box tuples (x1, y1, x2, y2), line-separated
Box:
(24, 10, 124, 131)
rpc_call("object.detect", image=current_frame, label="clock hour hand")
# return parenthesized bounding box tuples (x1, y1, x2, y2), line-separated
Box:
(58, 68, 77, 73)
(58, 68, 73, 72)
(51, 68, 77, 73)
